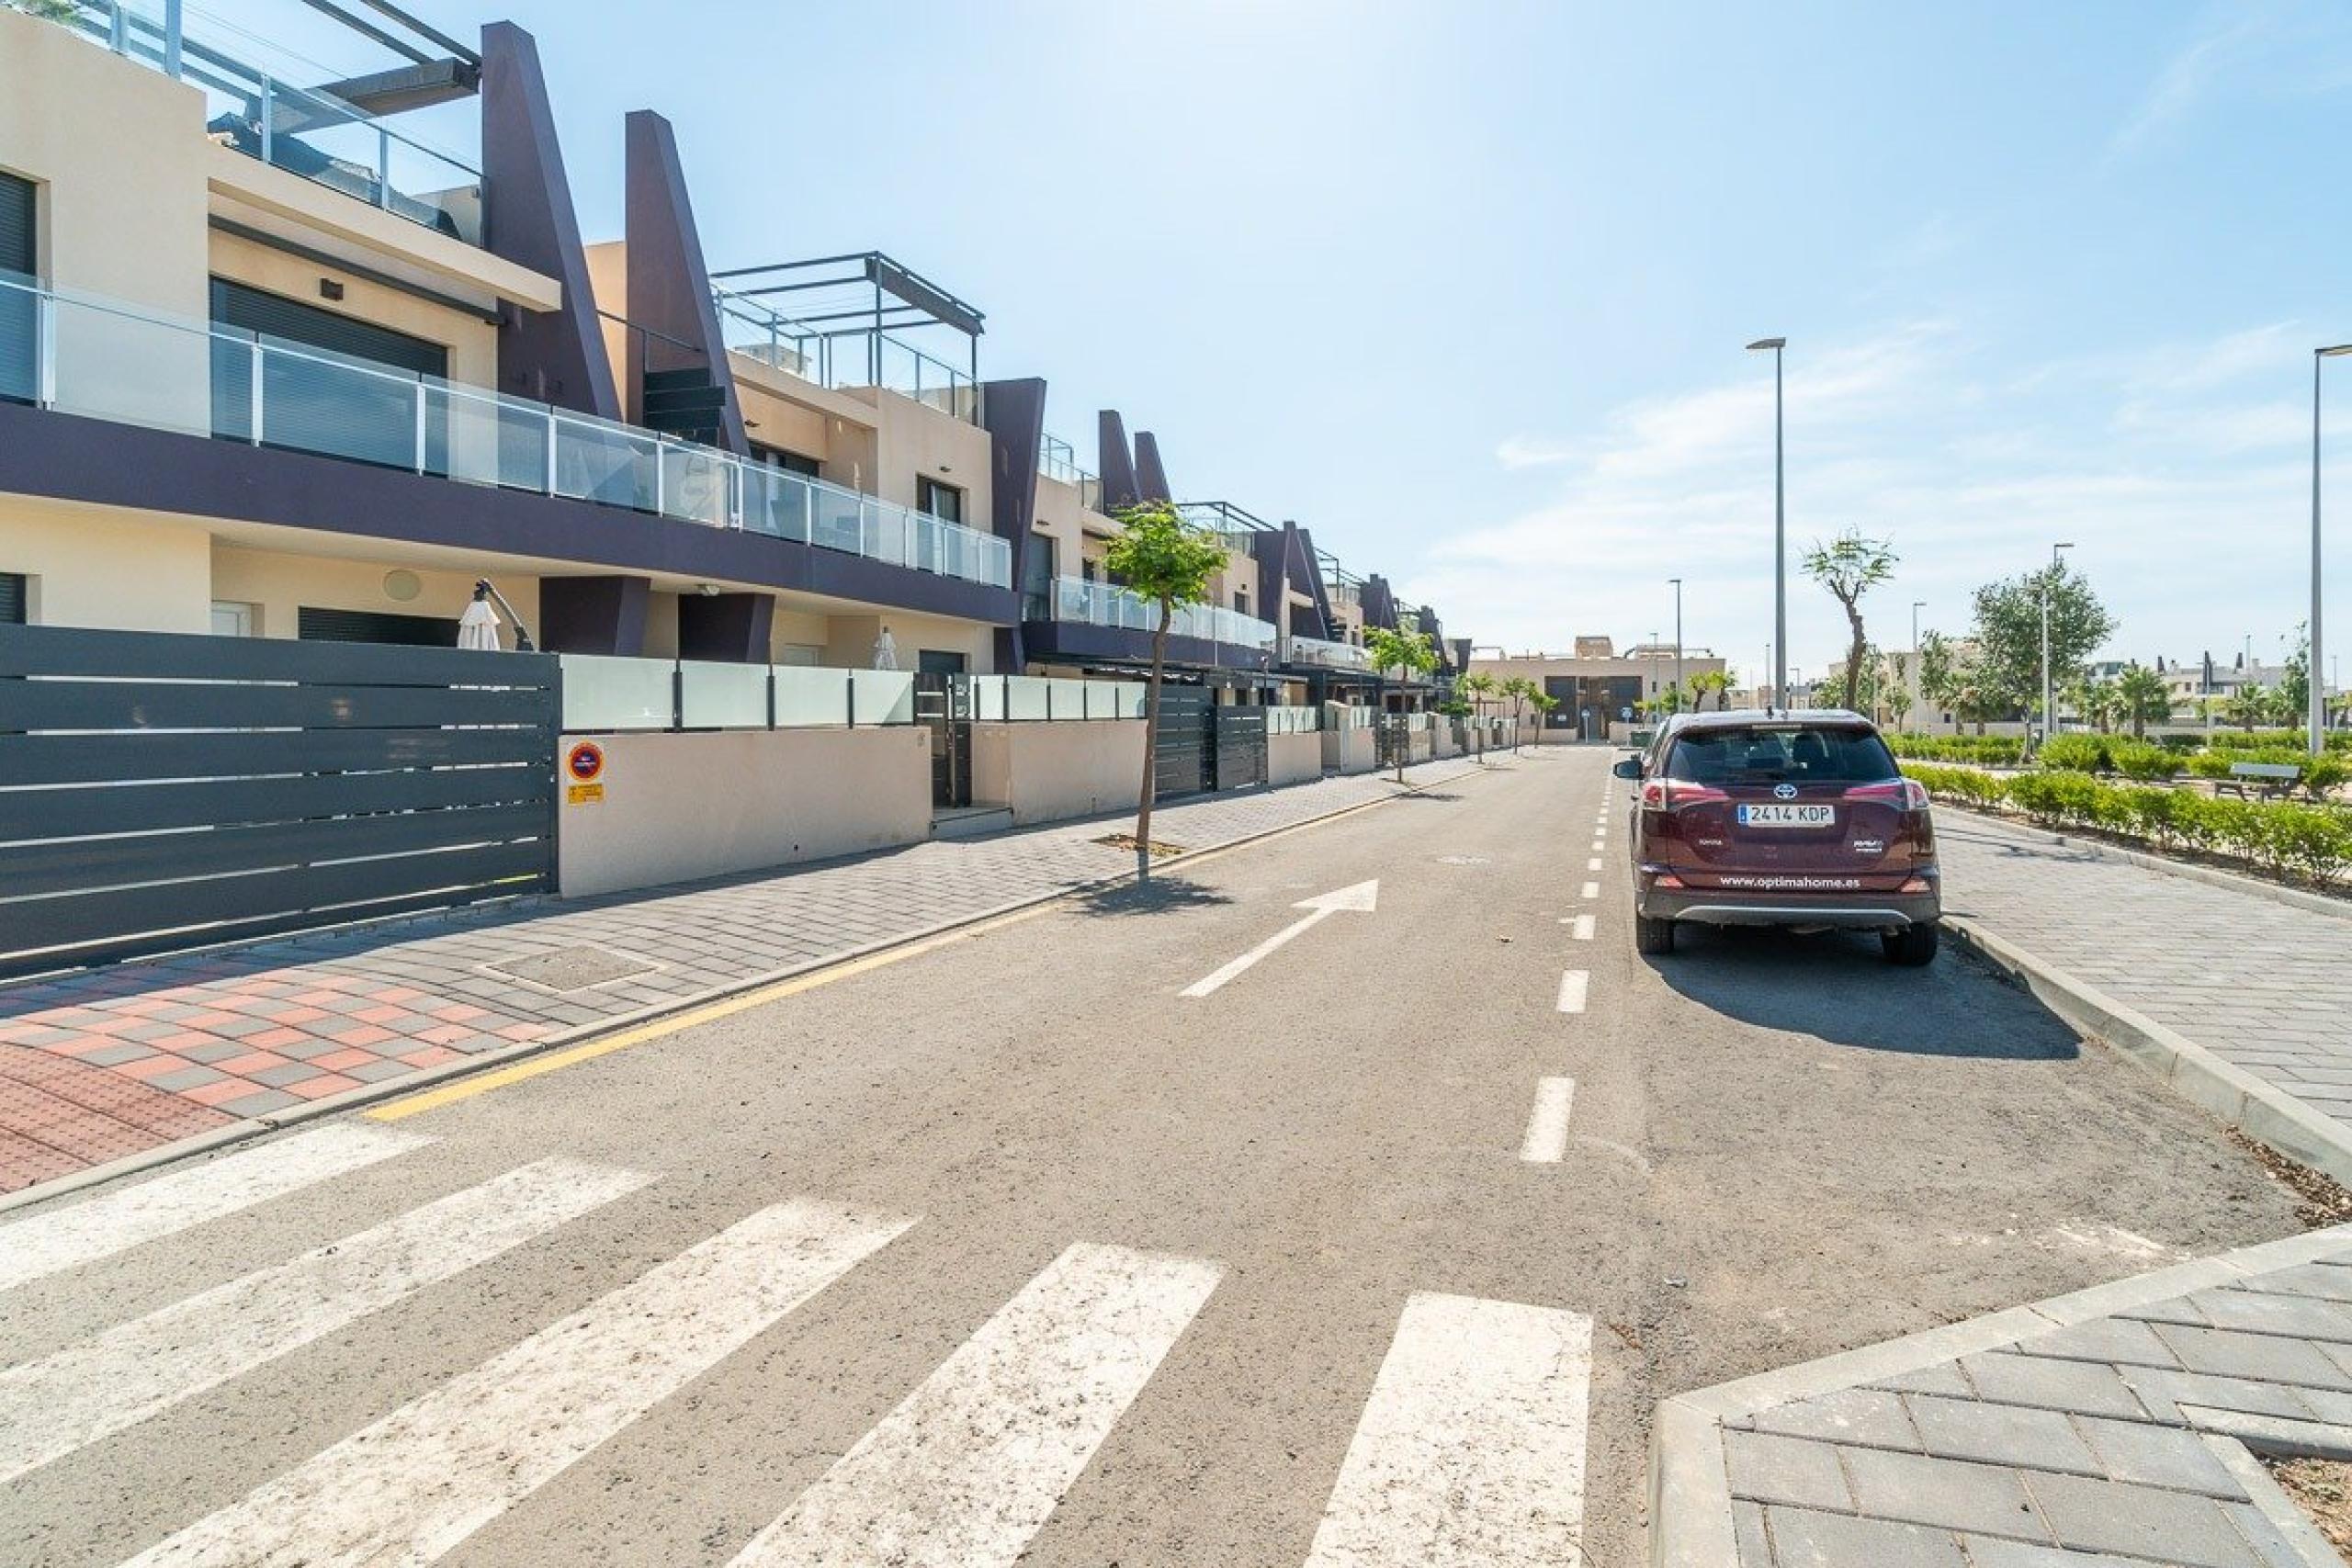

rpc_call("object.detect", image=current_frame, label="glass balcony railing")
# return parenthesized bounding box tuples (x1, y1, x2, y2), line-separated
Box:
(1283, 634, 1373, 671)
(40, 0, 484, 244)
(0, 274, 1012, 591)
(709, 283, 982, 423)
(1043, 577, 1278, 652)
(1037, 434, 1103, 513)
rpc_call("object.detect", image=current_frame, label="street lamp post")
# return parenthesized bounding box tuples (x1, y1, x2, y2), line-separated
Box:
(1668, 578, 1683, 713)
(2041, 543, 2074, 749)
(1747, 337, 1787, 707)
(2312, 345, 2352, 754)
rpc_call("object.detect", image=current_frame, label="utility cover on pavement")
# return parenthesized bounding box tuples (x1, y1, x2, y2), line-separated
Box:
(485, 946, 659, 993)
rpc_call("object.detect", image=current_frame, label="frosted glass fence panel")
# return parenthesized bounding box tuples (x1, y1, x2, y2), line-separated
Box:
(1046, 679, 1091, 719)
(679, 661, 768, 729)
(561, 655, 674, 731)
(1006, 677, 1050, 721)
(1267, 705, 1322, 735)
(1090, 682, 1147, 719)
(852, 670, 916, 726)
(773, 666, 852, 728)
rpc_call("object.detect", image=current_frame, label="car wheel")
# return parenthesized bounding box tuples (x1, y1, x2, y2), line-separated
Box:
(1882, 923, 1939, 966)
(1634, 913, 1676, 955)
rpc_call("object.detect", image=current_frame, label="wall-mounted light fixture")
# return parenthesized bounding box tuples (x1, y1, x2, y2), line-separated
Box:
(319, 278, 345, 302)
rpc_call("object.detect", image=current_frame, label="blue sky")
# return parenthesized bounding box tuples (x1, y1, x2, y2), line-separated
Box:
(265, 0, 2352, 682)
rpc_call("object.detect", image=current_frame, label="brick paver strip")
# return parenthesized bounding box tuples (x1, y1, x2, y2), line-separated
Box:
(0, 761, 1480, 1196)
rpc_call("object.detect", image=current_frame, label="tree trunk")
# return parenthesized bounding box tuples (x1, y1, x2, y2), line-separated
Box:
(1136, 606, 1170, 883)
(1840, 599, 1867, 714)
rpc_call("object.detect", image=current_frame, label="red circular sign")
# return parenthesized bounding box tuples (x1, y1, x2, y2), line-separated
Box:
(566, 741, 605, 783)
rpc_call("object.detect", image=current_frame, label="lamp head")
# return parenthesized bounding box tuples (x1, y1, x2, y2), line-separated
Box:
(2320, 344, 2352, 357)
(1746, 337, 1786, 352)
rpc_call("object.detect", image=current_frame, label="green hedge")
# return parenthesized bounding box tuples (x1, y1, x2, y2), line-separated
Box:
(1886, 734, 2025, 765)
(2030, 735, 2179, 781)
(1899, 761, 2352, 884)
(2201, 730, 2352, 753)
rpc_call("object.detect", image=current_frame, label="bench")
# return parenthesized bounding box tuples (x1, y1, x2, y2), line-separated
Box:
(2215, 760, 2301, 801)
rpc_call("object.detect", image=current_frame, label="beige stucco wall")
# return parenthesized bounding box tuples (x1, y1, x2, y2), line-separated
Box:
(1322, 726, 1378, 774)
(822, 610, 994, 674)
(209, 543, 540, 642)
(1030, 473, 1114, 587)
(968, 720, 1143, 825)
(0, 498, 210, 631)
(555, 727, 930, 897)
(865, 388, 990, 517)
(1269, 730, 1322, 787)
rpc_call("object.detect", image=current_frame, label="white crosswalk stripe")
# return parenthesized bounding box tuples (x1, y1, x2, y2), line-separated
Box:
(1, 1157, 646, 1483)
(728, 1241, 1221, 1568)
(119, 1195, 913, 1568)
(1304, 1292, 1593, 1565)
(0, 1125, 431, 1295)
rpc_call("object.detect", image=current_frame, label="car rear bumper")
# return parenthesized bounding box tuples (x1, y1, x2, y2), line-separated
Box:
(1636, 874, 1940, 931)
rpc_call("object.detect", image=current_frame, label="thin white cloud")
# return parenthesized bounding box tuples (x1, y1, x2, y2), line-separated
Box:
(2111, 0, 2352, 155)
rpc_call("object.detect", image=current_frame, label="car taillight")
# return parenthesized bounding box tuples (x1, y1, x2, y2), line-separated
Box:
(1847, 779, 1931, 810)
(1641, 779, 1728, 809)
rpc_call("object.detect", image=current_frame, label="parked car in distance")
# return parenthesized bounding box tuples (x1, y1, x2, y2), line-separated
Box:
(1610, 709, 1940, 964)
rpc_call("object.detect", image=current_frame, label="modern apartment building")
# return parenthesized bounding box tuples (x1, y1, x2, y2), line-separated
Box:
(1470, 639, 1728, 741)
(0, 1, 1456, 701)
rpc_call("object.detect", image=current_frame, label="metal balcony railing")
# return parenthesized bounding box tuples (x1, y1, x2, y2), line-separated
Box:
(1, 274, 1012, 591)
(1044, 578, 1278, 652)
(710, 283, 982, 423)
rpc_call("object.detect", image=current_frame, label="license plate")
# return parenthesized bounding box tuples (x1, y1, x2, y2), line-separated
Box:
(1737, 803, 1837, 829)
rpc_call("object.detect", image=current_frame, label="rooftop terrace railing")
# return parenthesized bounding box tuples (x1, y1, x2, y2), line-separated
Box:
(1044, 577, 1279, 654)
(0, 274, 1011, 591)
(710, 282, 982, 423)
(40, 0, 484, 244)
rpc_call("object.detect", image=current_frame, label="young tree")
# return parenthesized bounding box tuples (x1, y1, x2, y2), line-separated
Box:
(1529, 691, 1559, 744)
(2115, 664, 2173, 739)
(1801, 532, 1899, 714)
(1917, 631, 1958, 729)
(1457, 671, 1498, 759)
(1363, 626, 1438, 784)
(1102, 501, 1229, 883)
(2283, 624, 2312, 722)
(1967, 561, 2117, 719)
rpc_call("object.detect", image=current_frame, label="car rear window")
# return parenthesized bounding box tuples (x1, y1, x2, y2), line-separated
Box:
(1666, 725, 1898, 784)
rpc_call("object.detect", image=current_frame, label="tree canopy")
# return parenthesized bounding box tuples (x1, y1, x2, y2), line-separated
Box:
(1967, 561, 2115, 716)
(1802, 532, 1899, 714)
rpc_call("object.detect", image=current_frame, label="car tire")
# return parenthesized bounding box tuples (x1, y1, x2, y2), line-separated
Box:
(1882, 923, 1939, 966)
(1634, 912, 1676, 955)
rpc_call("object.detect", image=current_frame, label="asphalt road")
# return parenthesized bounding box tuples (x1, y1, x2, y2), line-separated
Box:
(0, 748, 2308, 1567)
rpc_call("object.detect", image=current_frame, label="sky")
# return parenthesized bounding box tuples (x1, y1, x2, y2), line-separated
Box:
(231, 0, 2352, 684)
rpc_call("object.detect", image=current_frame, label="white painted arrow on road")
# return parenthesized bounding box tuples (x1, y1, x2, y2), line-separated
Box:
(1181, 881, 1378, 998)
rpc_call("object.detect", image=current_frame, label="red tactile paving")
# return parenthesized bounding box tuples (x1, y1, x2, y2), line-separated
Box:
(0, 1044, 235, 1194)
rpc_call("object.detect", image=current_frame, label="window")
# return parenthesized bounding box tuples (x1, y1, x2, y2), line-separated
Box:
(1235, 589, 1250, 616)
(0, 571, 26, 626)
(916, 475, 963, 525)
(1666, 724, 1898, 785)
(208, 279, 449, 467)
(210, 601, 258, 637)
(751, 443, 820, 477)
(1, 171, 36, 404)
(775, 643, 823, 667)
(296, 606, 458, 647)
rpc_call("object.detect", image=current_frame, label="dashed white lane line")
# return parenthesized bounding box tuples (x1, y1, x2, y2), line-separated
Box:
(0, 1124, 430, 1295)
(0, 1157, 650, 1485)
(1556, 971, 1589, 1014)
(1586, 857, 1602, 872)
(1517, 1077, 1577, 1164)
(1569, 914, 1596, 942)
(124, 1196, 914, 1568)
(1579, 881, 1600, 900)
(1303, 1292, 1593, 1565)
(729, 1242, 1222, 1568)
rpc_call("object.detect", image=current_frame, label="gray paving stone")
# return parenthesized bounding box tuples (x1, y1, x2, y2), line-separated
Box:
(2151, 1323, 2352, 1391)
(2019, 1472, 2265, 1568)
(1838, 1448, 2047, 1538)
(1722, 1429, 1852, 1511)
(77, 1041, 160, 1066)
(1874, 1362, 1977, 1399)
(2222, 1499, 2324, 1568)
(216, 1089, 300, 1117)
(2071, 1416, 2245, 1498)
(1751, 1388, 1921, 1450)
(1731, 1499, 1771, 1568)
(1961, 1353, 2152, 1421)
(2023, 1318, 2181, 1370)
(143, 1066, 226, 1092)
(1762, 1505, 1965, 1568)
(1957, 1539, 2148, 1568)
(1905, 1396, 2098, 1474)
(2169, 1289, 2352, 1343)
(2116, 1364, 2321, 1425)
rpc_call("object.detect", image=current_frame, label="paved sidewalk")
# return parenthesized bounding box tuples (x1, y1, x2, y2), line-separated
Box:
(1937, 814, 2352, 1134)
(1680, 1224, 2352, 1566)
(0, 760, 1479, 1194)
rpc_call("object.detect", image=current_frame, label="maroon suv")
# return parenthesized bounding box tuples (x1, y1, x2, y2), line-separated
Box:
(1611, 709, 1940, 964)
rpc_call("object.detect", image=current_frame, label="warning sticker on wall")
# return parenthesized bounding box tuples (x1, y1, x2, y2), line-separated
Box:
(566, 782, 605, 807)
(565, 740, 606, 784)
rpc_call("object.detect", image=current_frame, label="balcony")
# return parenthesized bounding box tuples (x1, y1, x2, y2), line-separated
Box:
(709, 254, 986, 424)
(1038, 434, 1103, 513)
(1283, 634, 1373, 671)
(0, 274, 1011, 592)
(1046, 578, 1277, 652)
(40, 0, 486, 244)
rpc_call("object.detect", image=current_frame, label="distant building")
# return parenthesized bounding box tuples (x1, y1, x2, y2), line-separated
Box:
(1470, 637, 1728, 742)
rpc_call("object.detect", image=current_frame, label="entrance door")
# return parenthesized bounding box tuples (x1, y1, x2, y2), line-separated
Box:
(913, 666, 972, 808)
(1216, 705, 1267, 791)
(1152, 685, 1216, 799)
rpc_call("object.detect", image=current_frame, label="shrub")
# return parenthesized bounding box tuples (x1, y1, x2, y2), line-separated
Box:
(2154, 734, 2207, 754)
(1899, 761, 2007, 809)
(2185, 750, 2233, 779)
(2109, 741, 2180, 782)
(2258, 805, 2352, 882)
(2037, 735, 2110, 774)
(2301, 756, 2347, 798)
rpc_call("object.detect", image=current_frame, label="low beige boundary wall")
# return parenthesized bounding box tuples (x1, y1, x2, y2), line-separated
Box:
(1323, 727, 1378, 774)
(969, 720, 1144, 826)
(557, 728, 931, 897)
(1270, 730, 1323, 787)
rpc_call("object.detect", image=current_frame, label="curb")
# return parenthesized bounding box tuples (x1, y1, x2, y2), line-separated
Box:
(0, 761, 1486, 1218)
(1648, 1220, 2352, 1566)
(1935, 802, 2352, 924)
(1943, 915, 2352, 1189)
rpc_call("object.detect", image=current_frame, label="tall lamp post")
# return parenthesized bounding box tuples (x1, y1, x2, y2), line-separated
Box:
(2312, 345, 2352, 755)
(1747, 338, 1787, 707)
(2041, 542, 2074, 749)
(1668, 577, 1683, 712)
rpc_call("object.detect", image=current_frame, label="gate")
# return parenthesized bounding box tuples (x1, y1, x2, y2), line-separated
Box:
(1152, 684, 1216, 799)
(1216, 706, 1268, 792)
(913, 672, 973, 808)
(0, 624, 559, 978)
(1378, 713, 1410, 771)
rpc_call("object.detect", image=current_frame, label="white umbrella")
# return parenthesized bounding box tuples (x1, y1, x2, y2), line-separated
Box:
(458, 596, 502, 651)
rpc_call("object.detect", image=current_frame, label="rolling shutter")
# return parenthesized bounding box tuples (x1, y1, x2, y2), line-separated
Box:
(0, 172, 36, 404)
(208, 278, 447, 466)
(297, 606, 459, 647)
(0, 573, 26, 626)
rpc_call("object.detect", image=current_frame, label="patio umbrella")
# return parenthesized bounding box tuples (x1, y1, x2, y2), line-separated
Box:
(458, 590, 502, 651)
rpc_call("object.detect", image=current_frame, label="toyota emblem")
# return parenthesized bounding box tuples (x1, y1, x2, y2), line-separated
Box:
(1773, 783, 1798, 800)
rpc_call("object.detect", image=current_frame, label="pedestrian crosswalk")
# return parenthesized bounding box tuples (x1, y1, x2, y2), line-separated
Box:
(0, 1129, 1597, 1566)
